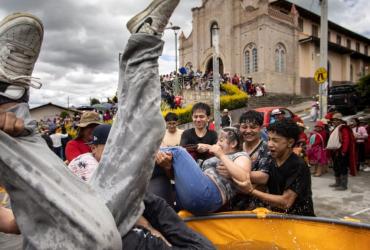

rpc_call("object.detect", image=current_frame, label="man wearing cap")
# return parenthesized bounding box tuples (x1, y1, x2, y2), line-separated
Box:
(65, 111, 101, 163)
(270, 109, 285, 124)
(67, 124, 111, 182)
(221, 108, 232, 128)
(327, 113, 357, 190)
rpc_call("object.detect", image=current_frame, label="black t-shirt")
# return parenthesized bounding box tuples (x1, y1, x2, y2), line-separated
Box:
(221, 115, 231, 128)
(180, 128, 218, 161)
(268, 153, 315, 216)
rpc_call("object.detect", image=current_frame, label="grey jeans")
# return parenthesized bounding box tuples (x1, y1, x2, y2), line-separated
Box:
(0, 33, 165, 249)
(90, 33, 165, 237)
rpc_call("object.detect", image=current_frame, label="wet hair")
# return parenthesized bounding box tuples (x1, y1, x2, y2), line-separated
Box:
(239, 110, 263, 126)
(0, 81, 29, 105)
(192, 102, 211, 116)
(222, 127, 243, 151)
(165, 112, 178, 122)
(267, 119, 300, 144)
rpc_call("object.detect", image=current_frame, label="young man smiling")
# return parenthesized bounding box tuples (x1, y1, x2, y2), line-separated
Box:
(180, 102, 218, 162)
(219, 110, 273, 210)
(234, 119, 315, 216)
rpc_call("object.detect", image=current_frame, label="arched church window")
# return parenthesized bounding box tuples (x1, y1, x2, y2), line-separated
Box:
(210, 22, 219, 47)
(252, 48, 258, 72)
(244, 43, 258, 74)
(275, 43, 286, 73)
(245, 51, 250, 74)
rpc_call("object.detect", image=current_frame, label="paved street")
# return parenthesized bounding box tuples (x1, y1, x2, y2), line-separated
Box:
(311, 168, 370, 223)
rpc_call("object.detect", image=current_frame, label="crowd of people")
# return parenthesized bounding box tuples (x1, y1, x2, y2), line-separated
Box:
(301, 111, 369, 191)
(36, 109, 116, 162)
(160, 71, 267, 108)
(0, 0, 369, 249)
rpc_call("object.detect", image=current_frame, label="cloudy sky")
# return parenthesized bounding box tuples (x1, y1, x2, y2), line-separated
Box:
(0, 0, 369, 108)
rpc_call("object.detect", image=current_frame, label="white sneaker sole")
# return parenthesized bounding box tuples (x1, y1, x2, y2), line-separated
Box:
(126, 0, 167, 33)
(0, 12, 44, 41)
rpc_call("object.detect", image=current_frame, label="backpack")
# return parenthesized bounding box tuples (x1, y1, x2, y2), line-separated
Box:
(326, 124, 343, 150)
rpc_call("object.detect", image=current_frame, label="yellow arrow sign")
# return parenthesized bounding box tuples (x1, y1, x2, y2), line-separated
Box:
(314, 67, 328, 84)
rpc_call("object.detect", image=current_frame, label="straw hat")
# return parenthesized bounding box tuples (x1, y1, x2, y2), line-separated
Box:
(320, 118, 329, 125)
(77, 111, 101, 128)
(332, 112, 343, 120)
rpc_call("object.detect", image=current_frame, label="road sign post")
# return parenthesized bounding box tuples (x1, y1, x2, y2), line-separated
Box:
(314, 66, 328, 119)
(314, 67, 328, 85)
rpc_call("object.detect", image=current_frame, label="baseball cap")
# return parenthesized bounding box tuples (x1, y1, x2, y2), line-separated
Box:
(271, 109, 282, 116)
(89, 124, 111, 145)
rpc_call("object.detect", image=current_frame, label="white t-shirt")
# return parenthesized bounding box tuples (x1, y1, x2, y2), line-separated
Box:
(67, 153, 99, 182)
(49, 133, 68, 148)
(161, 129, 184, 147)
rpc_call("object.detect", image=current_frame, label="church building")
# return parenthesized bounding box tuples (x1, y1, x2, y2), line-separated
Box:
(179, 0, 370, 96)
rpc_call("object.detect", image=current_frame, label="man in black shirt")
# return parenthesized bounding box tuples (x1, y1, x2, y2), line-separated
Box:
(234, 119, 315, 216)
(220, 109, 232, 128)
(180, 102, 218, 162)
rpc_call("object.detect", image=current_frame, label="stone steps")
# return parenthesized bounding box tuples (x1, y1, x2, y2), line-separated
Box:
(182, 90, 213, 105)
(247, 94, 311, 109)
(181, 90, 311, 110)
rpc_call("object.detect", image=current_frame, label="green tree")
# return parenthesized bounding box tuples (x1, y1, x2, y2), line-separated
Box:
(356, 74, 370, 106)
(90, 98, 100, 106)
(60, 111, 69, 119)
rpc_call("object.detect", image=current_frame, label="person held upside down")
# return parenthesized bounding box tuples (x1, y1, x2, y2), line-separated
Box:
(160, 127, 252, 215)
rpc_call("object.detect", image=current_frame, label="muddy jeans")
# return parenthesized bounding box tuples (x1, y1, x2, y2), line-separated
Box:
(0, 33, 165, 249)
(90, 33, 165, 237)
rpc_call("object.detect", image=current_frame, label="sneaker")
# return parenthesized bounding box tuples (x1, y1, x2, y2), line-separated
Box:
(0, 13, 43, 89)
(363, 166, 370, 172)
(127, 0, 180, 36)
(335, 186, 347, 191)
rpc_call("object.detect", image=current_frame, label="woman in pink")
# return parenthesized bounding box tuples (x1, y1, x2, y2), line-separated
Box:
(351, 118, 368, 171)
(307, 121, 328, 177)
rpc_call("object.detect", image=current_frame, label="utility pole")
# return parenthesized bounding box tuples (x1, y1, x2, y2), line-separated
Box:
(175, 31, 178, 76)
(165, 24, 181, 95)
(212, 25, 221, 131)
(67, 96, 70, 109)
(319, 0, 328, 118)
